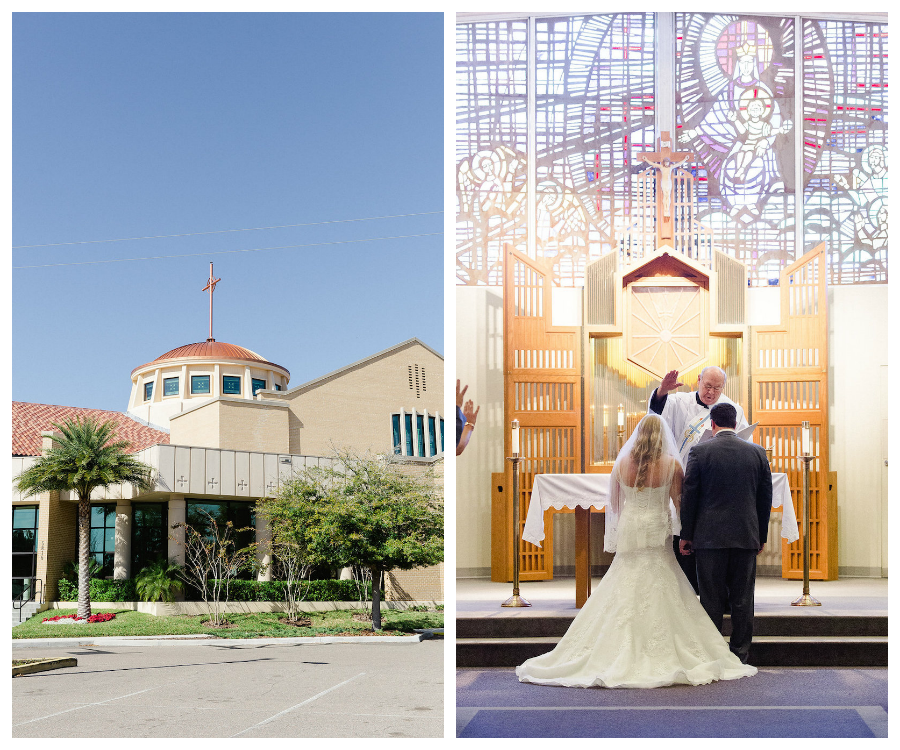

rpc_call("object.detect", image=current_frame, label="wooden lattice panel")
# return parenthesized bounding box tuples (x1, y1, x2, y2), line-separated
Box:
(492, 246, 581, 582)
(751, 243, 836, 579)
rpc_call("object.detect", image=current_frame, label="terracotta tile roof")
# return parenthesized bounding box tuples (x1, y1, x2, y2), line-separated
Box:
(131, 340, 289, 377)
(12, 402, 170, 457)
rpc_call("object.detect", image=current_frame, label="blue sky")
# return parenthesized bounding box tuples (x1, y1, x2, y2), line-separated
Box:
(12, 12, 443, 412)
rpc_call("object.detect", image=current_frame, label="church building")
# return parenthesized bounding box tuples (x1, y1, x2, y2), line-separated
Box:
(13, 321, 444, 605)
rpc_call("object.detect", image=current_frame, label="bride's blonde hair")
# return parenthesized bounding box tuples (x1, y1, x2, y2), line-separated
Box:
(631, 414, 665, 490)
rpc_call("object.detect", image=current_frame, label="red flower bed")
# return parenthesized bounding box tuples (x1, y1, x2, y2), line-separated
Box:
(43, 612, 117, 623)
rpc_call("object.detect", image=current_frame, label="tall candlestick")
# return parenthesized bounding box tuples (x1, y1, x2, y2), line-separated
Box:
(617, 404, 625, 427)
(511, 419, 520, 455)
(801, 422, 810, 456)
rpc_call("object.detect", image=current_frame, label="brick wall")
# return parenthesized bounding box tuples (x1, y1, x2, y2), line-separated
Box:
(32, 491, 77, 602)
(386, 563, 444, 603)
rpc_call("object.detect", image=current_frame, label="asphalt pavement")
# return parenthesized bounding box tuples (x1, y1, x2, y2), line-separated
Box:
(12, 639, 443, 738)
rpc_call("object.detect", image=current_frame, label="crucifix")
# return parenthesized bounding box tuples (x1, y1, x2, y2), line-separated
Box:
(637, 132, 691, 241)
(202, 262, 221, 342)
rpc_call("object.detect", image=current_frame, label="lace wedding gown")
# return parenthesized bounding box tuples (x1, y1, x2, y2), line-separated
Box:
(516, 468, 757, 689)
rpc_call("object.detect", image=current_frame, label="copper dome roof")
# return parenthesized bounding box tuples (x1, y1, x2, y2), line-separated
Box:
(132, 340, 289, 377)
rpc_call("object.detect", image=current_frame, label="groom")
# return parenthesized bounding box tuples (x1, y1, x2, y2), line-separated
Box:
(679, 403, 773, 664)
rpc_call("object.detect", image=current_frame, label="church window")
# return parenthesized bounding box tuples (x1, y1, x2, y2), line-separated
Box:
(89, 504, 116, 578)
(457, 12, 888, 287)
(405, 413, 414, 455)
(252, 378, 266, 395)
(392, 410, 444, 457)
(416, 414, 426, 457)
(163, 377, 179, 397)
(143, 382, 153, 401)
(274, 384, 282, 391)
(223, 376, 241, 395)
(191, 375, 210, 394)
(131, 503, 168, 574)
(185, 500, 255, 580)
(392, 414, 402, 454)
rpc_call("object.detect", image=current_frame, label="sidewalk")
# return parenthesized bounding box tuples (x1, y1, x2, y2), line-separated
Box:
(13, 630, 441, 649)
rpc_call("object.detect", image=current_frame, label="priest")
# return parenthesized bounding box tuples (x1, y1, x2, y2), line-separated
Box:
(648, 366, 749, 592)
(649, 367, 749, 465)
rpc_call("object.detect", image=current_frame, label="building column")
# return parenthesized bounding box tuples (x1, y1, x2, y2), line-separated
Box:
(113, 499, 132, 580)
(255, 512, 272, 581)
(168, 495, 186, 566)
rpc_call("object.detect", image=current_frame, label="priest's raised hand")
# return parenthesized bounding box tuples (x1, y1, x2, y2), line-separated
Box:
(658, 369, 685, 397)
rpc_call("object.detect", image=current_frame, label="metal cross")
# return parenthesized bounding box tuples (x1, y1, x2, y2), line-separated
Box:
(237, 479, 248, 491)
(207, 477, 218, 490)
(176, 475, 188, 488)
(202, 262, 222, 342)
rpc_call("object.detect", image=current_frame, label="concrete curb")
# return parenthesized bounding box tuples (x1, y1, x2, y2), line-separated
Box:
(12, 657, 78, 676)
(12, 632, 432, 649)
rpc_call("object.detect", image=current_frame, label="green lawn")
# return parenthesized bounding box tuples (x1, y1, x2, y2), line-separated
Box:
(14, 607, 443, 640)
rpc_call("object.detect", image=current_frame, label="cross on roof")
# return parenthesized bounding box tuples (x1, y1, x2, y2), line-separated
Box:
(202, 262, 222, 342)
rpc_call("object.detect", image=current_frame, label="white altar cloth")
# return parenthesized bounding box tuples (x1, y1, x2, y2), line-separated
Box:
(523, 472, 798, 547)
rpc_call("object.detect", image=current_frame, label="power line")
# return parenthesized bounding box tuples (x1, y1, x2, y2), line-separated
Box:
(12, 210, 443, 250)
(12, 232, 444, 270)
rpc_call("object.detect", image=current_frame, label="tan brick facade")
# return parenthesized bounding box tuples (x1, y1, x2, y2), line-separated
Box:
(169, 397, 290, 454)
(274, 340, 444, 457)
(29, 491, 77, 602)
(386, 563, 444, 603)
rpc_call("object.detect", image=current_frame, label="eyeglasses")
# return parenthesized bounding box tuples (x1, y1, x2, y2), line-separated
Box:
(701, 383, 724, 393)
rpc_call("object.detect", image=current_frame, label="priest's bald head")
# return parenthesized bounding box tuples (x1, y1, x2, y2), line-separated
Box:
(697, 366, 727, 406)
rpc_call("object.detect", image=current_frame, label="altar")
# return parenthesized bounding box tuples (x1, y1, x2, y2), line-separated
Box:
(523, 472, 798, 608)
(489, 130, 837, 588)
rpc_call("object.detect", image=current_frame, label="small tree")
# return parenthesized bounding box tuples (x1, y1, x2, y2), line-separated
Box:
(173, 509, 253, 626)
(257, 472, 327, 621)
(269, 539, 313, 622)
(266, 453, 443, 631)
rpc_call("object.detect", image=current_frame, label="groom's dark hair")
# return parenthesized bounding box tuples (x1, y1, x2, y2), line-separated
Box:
(710, 403, 737, 429)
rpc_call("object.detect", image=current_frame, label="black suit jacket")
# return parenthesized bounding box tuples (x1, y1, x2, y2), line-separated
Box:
(680, 431, 773, 550)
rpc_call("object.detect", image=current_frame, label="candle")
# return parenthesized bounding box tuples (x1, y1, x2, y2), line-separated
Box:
(617, 404, 625, 427)
(603, 405, 608, 428)
(801, 422, 810, 456)
(511, 419, 520, 455)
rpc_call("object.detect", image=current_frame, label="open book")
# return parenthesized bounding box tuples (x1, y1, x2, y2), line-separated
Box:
(697, 421, 758, 444)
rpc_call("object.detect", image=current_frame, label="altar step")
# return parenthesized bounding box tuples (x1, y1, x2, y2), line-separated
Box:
(456, 614, 887, 668)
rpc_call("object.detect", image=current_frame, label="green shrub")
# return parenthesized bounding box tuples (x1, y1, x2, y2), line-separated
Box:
(218, 579, 371, 602)
(135, 560, 184, 603)
(56, 578, 138, 602)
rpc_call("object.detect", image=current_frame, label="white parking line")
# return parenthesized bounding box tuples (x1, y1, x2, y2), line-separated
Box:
(231, 672, 366, 737)
(14, 687, 161, 727)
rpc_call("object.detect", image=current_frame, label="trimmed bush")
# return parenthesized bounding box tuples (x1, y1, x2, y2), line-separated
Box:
(57, 578, 138, 602)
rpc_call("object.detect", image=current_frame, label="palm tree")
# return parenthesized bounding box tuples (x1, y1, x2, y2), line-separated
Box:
(15, 417, 154, 619)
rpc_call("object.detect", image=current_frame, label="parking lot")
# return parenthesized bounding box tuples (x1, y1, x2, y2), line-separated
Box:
(13, 639, 443, 738)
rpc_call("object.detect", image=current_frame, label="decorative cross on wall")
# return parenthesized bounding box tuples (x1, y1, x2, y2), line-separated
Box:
(237, 479, 248, 491)
(207, 478, 218, 490)
(202, 262, 222, 342)
(176, 476, 188, 488)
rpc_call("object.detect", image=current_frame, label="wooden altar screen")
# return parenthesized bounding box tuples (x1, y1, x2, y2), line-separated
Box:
(751, 243, 837, 579)
(491, 246, 581, 582)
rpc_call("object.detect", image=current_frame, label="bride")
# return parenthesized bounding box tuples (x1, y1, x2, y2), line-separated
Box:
(516, 413, 757, 689)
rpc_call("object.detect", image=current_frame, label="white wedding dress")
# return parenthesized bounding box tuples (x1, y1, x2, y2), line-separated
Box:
(516, 463, 757, 689)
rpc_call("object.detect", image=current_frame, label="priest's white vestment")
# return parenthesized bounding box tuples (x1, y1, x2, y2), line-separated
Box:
(649, 390, 749, 465)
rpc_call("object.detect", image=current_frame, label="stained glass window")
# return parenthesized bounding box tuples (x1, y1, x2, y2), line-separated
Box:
(676, 13, 796, 285)
(802, 19, 888, 284)
(457, 12, 887, 287)
(144, 382, 153, 401)
(456, 19, 528, 285)
(252, 378, 266, 395)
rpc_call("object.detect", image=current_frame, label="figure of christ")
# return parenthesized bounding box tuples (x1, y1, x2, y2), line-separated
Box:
(727, 96, 793, 183)
(643, 154, 691, 218)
